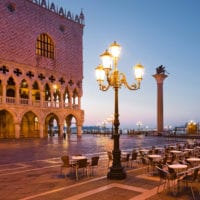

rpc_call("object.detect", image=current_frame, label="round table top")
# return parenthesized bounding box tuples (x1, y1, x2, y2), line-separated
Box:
(148, 154, 161, 158)
(170, 150, 182, 154)
(184, 148, 194, 151)
(140, 149, 149, 152)
(168, 164, 187, 169)
(155, 147, 164, 150)
(187, 157, 200, 162)
(71, 156, 86, 160)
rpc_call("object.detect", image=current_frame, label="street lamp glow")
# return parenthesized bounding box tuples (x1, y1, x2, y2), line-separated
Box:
(100, 49, 112, 71)
(134, 63, 144, 81)
(95, 41, 144, 180)
(95, 64, 105, 83)
(109, 41, 121, 59)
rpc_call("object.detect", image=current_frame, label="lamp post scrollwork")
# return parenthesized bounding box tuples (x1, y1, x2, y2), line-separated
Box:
(95, 41, 144, 179)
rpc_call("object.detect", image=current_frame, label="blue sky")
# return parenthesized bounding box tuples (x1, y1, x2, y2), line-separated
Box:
(54, 0, 200, 130)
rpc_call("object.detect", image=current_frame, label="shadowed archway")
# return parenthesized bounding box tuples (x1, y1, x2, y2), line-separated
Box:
(21, 111, 39, 138)
(0, 110, 15, 138)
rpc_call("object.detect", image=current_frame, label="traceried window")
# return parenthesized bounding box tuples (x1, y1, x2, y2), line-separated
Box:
(36, 34, 54, 59)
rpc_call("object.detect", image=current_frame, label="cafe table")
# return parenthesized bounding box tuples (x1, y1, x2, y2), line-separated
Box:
(70, 155, 87, 165)
(168, 163, 188, 195)
(186, 157, 200, 166)
(148, 154, 161, 160)
(168, 163, 188, 173)
(71, 155, 86, 160)
(139, 149, 149, 154)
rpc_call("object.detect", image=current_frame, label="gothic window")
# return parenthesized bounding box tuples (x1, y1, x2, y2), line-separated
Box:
(32, 81, 40, 100)
(20, 79, 28, 99)
(6, 77, 15, 97)
(36, 34, 54, 59)
(44, 84, 51, 101)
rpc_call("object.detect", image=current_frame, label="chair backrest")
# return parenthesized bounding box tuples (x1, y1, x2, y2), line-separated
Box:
(91, 156, 99, 166)
(141, 157, 147, 165)
(168, 167, 177, 179)
(61, 155, 70, 167)
(156, 166, 168, 180)
(126, 153, 130, 161)
(131, 152, 138, 160)
(192, 168, 199, 181)
(77, 159, 88, 168)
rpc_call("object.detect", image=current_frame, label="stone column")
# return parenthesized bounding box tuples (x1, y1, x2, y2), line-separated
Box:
(16, 85, 20, 104)
(77, 125, 82, 136)
(15, 123, 21, 139)
(2, 83, 6, 103)
(39, 124, 44, 138)
(78, 96, 81, 109)
(153, 74, 168, 133)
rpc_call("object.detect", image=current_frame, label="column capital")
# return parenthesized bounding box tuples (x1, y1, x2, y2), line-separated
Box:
(153, 74, 168, 83)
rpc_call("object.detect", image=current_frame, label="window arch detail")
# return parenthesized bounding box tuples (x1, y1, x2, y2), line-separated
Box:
(36, 33, 54, 59)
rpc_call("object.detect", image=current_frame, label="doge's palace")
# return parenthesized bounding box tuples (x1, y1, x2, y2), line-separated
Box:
(0, 0, 85, 138)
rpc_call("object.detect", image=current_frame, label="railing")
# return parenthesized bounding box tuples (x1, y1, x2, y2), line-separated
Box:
(20, 98, 29, 105)
(0, 96, 80, 109)
(6, 97, 15, 104)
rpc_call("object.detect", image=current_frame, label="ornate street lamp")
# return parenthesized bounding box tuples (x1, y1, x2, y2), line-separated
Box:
(95, 41, 144, 179)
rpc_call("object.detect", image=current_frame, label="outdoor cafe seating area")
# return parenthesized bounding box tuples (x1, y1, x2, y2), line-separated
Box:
(109, 141, 200, 199)
(60, 154, 100, 180)
(60, 141, 200, 198)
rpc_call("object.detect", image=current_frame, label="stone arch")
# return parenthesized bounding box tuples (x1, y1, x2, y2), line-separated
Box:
(21, 111, 39, 138)
(0, 109, 15, 138)
(64, 113, 79, 135)
(44, 113, 60, 137)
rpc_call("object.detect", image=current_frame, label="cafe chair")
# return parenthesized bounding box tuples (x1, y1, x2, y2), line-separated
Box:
(130, 151, 138, 168)
(88, 156, 99, 176)
(60, 155, 73, 177)
(141, 156, 149, 173)
(167, 166, 177, 189)
(75, 158, 88, 180)
(156, 166, 170, 193)
(121, 153, 130, 167)
(179, 167, 199, 200)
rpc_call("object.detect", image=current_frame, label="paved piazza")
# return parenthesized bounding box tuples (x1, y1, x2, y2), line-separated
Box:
(0, 134, 198, 199)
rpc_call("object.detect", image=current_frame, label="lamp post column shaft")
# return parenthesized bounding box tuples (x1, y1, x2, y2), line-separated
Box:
(107, 87, 126, 179)
(113, 87, 120, 166)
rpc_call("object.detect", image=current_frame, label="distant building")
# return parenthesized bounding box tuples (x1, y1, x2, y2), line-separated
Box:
(0, 0, 85, 138)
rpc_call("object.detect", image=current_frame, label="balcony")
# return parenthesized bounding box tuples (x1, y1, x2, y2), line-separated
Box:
(0, 96, 79, 109)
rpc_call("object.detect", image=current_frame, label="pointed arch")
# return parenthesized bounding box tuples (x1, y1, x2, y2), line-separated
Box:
(44, 113, 60, 137)
(65, 114, 78, 135)
(6, 77, 16, 100)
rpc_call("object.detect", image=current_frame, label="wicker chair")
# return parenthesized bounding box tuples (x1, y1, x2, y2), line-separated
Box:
(60, 155, 73, 177)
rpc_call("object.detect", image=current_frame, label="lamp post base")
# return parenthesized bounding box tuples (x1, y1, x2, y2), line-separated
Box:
(107, 166, 126, 180)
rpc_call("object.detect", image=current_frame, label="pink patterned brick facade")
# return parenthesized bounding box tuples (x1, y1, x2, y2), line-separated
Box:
(0, 0, 85, 138)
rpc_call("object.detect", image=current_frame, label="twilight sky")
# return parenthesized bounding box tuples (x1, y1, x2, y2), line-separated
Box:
(54, 0, 200, 130)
